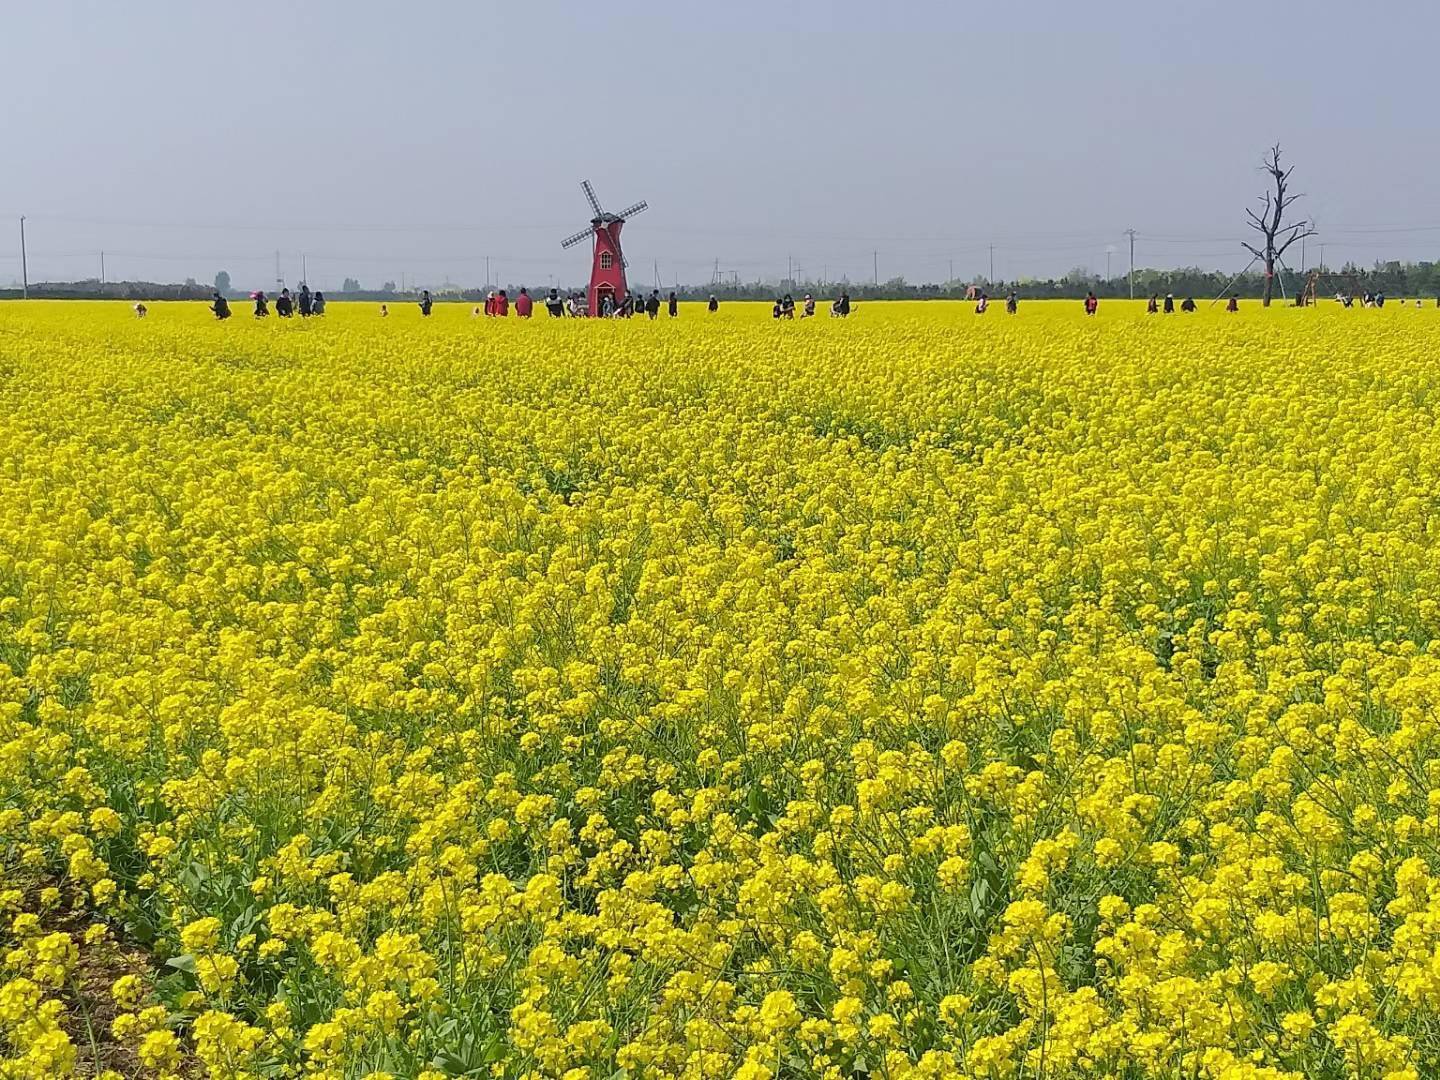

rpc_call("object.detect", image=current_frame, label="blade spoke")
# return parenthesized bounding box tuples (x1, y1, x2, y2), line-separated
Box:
(561, 226, 596, 249)
(581, 181, 603, 217)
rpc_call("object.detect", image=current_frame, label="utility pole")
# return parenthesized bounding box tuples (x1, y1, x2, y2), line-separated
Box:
(787, 254, 792, 283)
(19, 217, 28, 299)
(948, 258, 954, 284)
(485, 256, 490, 290)
(873, 250, 878, 286)
(275, 250, 283, 292)
(1125, 228, 1137, 299)
(1319, 243, 1325, 273)
(100, 251, 105, 285)
(988, 244, 995, 285)
(301, 253, 308, 287)
(1300, 234, 1306, 276)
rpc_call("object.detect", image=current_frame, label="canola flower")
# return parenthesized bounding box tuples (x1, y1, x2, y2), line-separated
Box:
(0, 298, 1439, 1078)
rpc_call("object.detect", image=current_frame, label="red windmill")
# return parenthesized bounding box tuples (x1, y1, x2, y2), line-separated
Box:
(561, 180, 648, 316)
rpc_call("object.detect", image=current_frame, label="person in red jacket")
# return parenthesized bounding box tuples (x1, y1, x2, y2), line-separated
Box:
(495, 290, 510, 316)
(514, 287, 533, 317)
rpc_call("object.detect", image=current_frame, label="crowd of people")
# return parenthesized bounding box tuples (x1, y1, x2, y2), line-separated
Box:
(211, 283, 328, 320)
(198, 284, 1440, 321)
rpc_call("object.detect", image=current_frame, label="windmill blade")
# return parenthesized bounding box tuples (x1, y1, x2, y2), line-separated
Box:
(615, 200, 648, 220)
(561, 225, 596, 250)
(581, 180, 603, 218)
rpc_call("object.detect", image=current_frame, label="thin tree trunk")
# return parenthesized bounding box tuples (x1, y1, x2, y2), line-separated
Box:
(1263, 259, 1275, 306)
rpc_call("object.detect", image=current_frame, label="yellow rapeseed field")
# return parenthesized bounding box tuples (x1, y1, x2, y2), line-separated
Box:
(3, 297, 1440, 1079)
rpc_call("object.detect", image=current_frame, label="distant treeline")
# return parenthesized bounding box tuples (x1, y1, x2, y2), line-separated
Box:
(0, 280, 213, 301)
(6, 261, 1440, 302)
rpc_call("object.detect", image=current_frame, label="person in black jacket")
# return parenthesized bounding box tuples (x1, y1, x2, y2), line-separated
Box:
(707, 295, 719, 313)
(298, 284, 313, 317)
(253, 290, 269, 317)
(419, 289, 433, 316)
(276, 288, 293, 317)
(212, 291, 231, 319)
(1163, 293, 1175, 313)
(645, 291, 661, 319)
(668, 291, 678, 317)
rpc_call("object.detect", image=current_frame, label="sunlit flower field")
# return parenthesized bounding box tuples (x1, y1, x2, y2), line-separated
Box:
(3, 298, 1440, 1079)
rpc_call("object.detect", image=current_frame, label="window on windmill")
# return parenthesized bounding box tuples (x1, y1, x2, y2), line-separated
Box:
(599, 252, 614, 270)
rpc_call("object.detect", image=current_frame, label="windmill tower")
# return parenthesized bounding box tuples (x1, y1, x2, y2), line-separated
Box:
(561, 180, 648, 316)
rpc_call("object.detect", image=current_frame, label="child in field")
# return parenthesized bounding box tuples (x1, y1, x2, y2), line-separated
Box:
(380, 303, 388, 317)
(1006, 291, 1017, 314)
(419, 290, 433, 316)
(134, 302, 147, 318)
(1226, 294, 1239, 312)
(1084, 291, 1098, 315)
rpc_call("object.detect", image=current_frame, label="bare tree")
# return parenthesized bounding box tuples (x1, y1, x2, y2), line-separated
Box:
(1243, 145, 1317, 307)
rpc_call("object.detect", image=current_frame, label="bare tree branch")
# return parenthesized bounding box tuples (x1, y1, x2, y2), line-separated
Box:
(1242, 144, 1314, 305)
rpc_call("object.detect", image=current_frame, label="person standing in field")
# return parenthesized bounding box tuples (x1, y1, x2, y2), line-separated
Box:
(1163, 293, 1175, 313)
(834, 291, 851, 317)
(298, 283, 313, 317)
(312, 291, 326, 315)
(379, 303, 389, 317)
(668, 291, 678, 317)
(1181, 296, 1196, 312)
(781, 293, 796, 318)
(211, 291, 231, 319)
(1226, 294, 1239, 312)
(975, 292, 989, 314)
(646, 291, 661, 319)
(802, 294, 816, 317)
(1006, 290, 1018, 314)
(546, 288, 564, 317)
(515, 287, 534, 317)
(1084, 291, 1098, 315)
(253, 290, 269, 317)
(495, 290, 510, 316)
(708, 294, 719, 313)
(276, 288, 293, 317)
(1147, 294, 1159, 314)
(419, 289, 433, 316)
(134, 302, 147, 317)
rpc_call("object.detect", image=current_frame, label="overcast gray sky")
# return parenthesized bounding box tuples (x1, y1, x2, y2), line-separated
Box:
(4, 1, 1439, 291)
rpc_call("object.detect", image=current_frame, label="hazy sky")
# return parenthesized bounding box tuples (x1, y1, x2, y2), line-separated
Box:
(4, 1, 1440, 290)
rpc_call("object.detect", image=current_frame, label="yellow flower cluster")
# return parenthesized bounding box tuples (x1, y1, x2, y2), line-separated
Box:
(1, 298, 1438, 1078)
